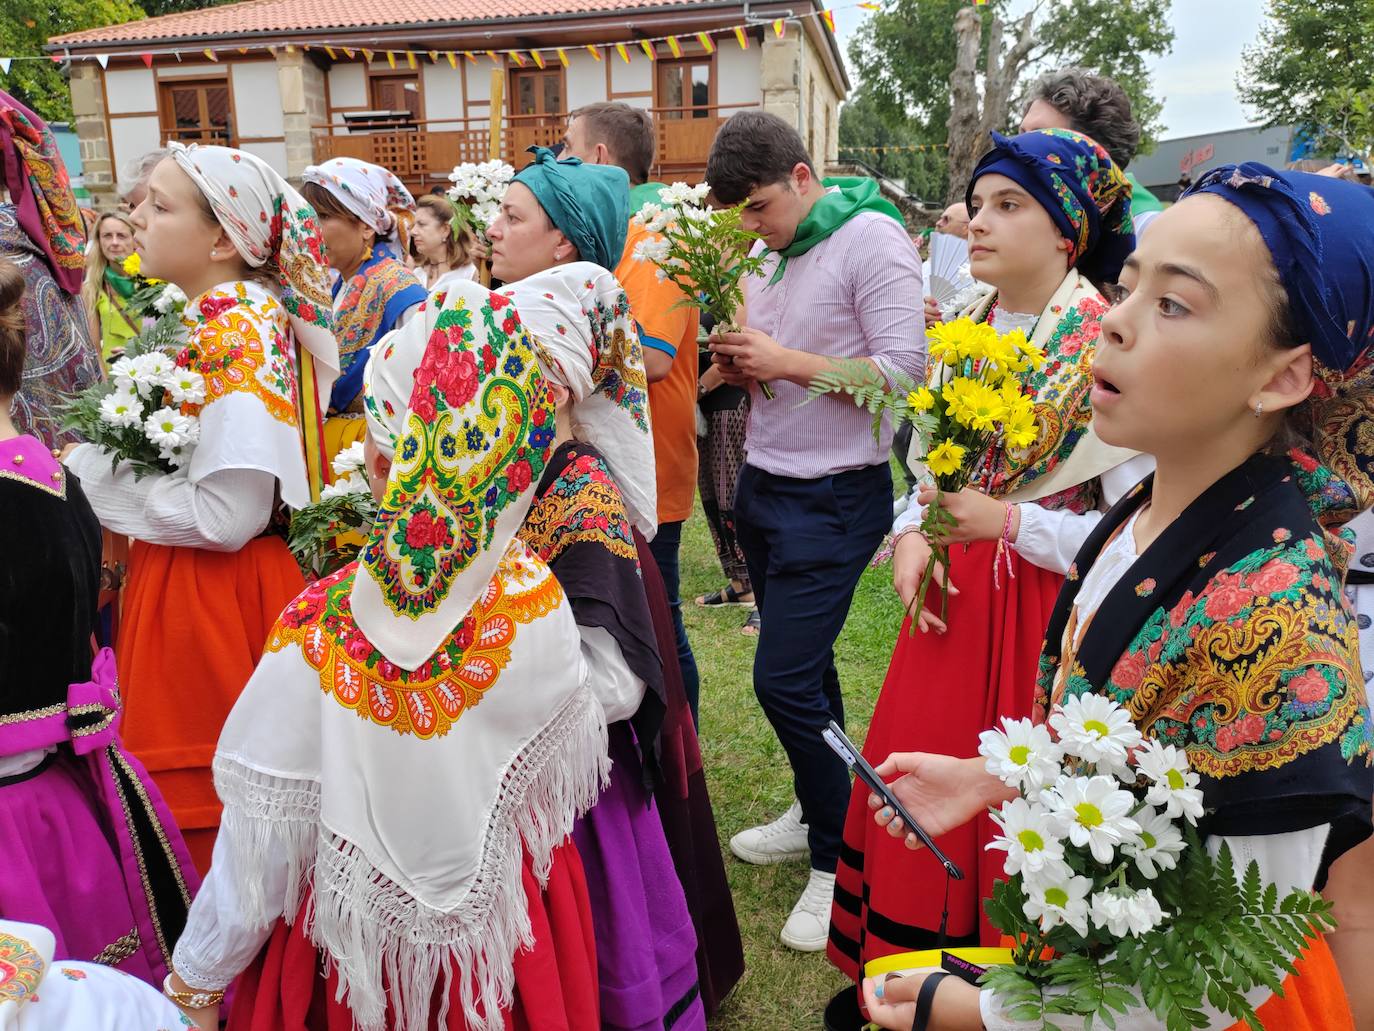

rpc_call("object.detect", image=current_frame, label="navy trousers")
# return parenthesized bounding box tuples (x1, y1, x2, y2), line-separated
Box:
(734, 462, 892, 872)
(648, 520, 701, 724)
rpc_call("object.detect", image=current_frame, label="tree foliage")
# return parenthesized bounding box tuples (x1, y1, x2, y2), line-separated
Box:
(841, 0, 1174, 203)
(1239, 0, 1374, 157)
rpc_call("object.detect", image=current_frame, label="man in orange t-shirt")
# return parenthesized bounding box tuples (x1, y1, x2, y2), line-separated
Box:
(562, 103, 702, 719)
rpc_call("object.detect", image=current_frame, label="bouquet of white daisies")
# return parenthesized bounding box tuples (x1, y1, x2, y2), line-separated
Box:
(446, 159, 515, 238)
(61, 313, 202, 478)
(977, 694, 1334, 1030)
(287, 441, 378, 578)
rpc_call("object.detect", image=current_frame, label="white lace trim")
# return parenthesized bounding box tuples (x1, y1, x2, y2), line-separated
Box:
(210, 684, 610, 1031)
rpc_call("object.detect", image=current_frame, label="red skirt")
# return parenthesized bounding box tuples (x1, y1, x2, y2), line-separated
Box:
(228, 841, 600, 1031)
(828, 541, 1063, 982)
(116, 538, 304, 874)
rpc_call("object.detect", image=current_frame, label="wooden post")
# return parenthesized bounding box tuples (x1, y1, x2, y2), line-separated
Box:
(481, 68, 504, 287)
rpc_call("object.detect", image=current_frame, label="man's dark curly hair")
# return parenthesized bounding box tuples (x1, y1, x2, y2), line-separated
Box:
(1028, 68, 1141, 169)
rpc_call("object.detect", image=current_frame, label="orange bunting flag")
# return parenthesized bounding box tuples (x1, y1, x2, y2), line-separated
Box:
(362, 48, 374, 62)
(302, 44, 311, 52)
(203, 48, 218, 61)
(733, 25, 749, 49)
(512, 50, 526, 66)
(821, 9, 836, 32)
(639, 40, 655, 60)
(446, 52, 457, 68)
(238, 46, 248, 55)
(385, 51, 396, 68)
(615, 42, 630, 63)
(666, 35, 682, 58)
(531, 50, 545, 68)
(466, 51, 478, 62)
(405, 51, 417, 68)
(586, 44, 602, 60)
(487, 50, 499, 64)
(696, 31, 715, 53)
(773, 18, 786, 37)
(556, 47, 570, 67)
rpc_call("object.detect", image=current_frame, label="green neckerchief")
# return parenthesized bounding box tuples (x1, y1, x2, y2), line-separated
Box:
(1125, 172, 1164, 215)
(768, 177, 903, 284)
(103, 263, 135, 300)
(629, 181, 667, 212)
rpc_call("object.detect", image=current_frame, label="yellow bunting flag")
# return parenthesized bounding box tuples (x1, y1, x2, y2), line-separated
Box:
(696, 31, 715, 53)
(821, 9, 836, 32)
(342, 47, 355, 59)
(640, 40, 655, 60)
(406, 50, 417, 68)
(512, 50, 526, 66)
(385, 51, 396, 68)
(446, 52, 457, 68)
(615, 42, 630, 63)
(531, 50, 545, 68)
(666, 35, 682, 58)
(203, 48, 218, 61)
(267, 45, 278, 57)
(556, 47, 570, 67)
(773, 18, 786, 37)
(238, 46, 248, 55)
(586, 44, 602, 61)
(285, 44, 295, 53)
(428, 50, 438, 62)
(324, 45, 337, 59)
(858, 2, 880, 7)
(733, 26, 749, 49)
(486, 50, 498, 63)
(466, 51, 478, 62)
(362, 48, 374, 62)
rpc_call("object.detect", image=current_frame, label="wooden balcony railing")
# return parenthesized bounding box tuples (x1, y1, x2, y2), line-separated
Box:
(312, 104, 754, 189)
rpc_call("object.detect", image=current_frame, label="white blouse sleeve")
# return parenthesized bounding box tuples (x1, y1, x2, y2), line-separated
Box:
(66, 444, 277, 551)
(171, 817, 292, 992)
(979, 824, 1332, 1030)
(1010, 454, 1156, 576)
(580, 624, 648, 725)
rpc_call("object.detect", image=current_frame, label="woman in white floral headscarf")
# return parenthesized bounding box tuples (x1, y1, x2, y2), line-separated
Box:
(64, 143, 339, 875)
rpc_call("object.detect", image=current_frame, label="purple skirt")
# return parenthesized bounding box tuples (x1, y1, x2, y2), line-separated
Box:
(0, 746, 197, 987)
(572, 722, 705, 1031)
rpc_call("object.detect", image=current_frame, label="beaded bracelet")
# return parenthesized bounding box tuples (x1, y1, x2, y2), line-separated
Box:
(163, 973, 224, 1010)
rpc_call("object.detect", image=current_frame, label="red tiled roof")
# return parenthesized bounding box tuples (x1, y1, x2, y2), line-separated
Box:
(51, 0, 711, 47)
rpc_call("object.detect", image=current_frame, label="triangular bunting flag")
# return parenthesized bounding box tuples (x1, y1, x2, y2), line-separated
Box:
(773, 18, 785, 36)
(639, 40, 655, 60)
(696, 31, 715, 53)
(859, 1, 880, 7)
(362, 48, 374, 62)
(512, 51, 526, 67)
(96, 53, 109, 68)
(268, 45, 279, 56)
(615, 42, 630, 63)
(446, 52, 457, 68)
(586, 44, 602, 61)
(302, 44, 311, 52)
(487, 50, 499, 64)
(325, 46, 336, 59)
(531, 50, 544, 68)
(343, 47, 355, 59)
(0, 59, 11, 75)
(556, 47, 569, 67)
(428, 50, 438, 62)
(733, 26, 749, 50)
(49, 54, 62, 64)
(820, 9, 836, 32)
(466, 51, 477, 62)
(666, 35, 682, 58)
(386, 51, 396, 68)
(406, 51, 417, 69)
(203, 48, 219, 61)
(238, 46, 248, 55)
(285, 44, 295, 53)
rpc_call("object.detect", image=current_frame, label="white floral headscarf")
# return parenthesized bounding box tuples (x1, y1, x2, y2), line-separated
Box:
(302, 156, 416, 240)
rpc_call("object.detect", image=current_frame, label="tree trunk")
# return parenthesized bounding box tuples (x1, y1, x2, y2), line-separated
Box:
(944, 5, 984, 205)
(980, 12, 1037, 141)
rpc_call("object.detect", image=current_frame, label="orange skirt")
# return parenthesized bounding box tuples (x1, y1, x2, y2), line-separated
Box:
(115, 538, 304, 874)
(1228, 935, 1352, 1030)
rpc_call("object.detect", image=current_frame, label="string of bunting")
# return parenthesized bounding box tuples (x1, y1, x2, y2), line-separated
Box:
(840, 143, 951, 152)
(19, 0, 897, 73)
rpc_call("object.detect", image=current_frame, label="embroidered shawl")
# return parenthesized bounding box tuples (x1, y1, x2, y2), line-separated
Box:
(202, 278, 605, 1031)
(521, 439, 666, 784)
(329, 250, 427, 413)
(1038, 452, 1373, 875)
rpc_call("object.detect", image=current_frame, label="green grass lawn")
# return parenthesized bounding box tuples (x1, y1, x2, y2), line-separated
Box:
(678, 501, 906, 1030)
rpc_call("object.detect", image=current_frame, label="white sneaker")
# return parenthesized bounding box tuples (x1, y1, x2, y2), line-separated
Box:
(729, 801, 810, 865)
(780, 868, 835, 952)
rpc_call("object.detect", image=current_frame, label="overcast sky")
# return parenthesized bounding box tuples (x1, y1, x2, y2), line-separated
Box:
(833, 0, 1272, 141)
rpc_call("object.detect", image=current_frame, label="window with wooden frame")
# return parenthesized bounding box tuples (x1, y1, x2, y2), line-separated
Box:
(656, 58, 713, 119)
(159, 78, 234, 146)
(368, 72, 422, 120)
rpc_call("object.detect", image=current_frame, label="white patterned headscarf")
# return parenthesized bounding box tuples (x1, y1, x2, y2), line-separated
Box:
(498, 262, 657, 538)
(168, 142, 339, 410)
(302, 156, 415, 240)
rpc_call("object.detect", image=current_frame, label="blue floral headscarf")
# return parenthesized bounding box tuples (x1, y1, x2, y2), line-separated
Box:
(1186, 164, 1374, 518)
(968, 128, 1135, 284)
(513, 147, 629, 271)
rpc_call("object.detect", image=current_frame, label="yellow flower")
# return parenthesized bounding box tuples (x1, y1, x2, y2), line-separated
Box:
(926, 439, 967, 477)
(122, 252, 141, 276)
(1004, 410, 1039, 449)
(944, 377, 1008, 431)
(1016, 333, 1047, 369)
(906, 386, 935, 412)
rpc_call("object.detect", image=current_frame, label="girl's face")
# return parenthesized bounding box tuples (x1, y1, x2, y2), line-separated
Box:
(966, 173, 1070, 292)
(98, 217, 133, 264)
(128, 159, 222, 289)
(318, 209, 374, 275)
(487, 183, 571, 282)
(1092, 194, 1312, 458)
(411, 206, 451, 264)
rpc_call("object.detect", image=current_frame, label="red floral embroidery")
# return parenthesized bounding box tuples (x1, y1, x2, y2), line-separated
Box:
(505, 459, 533, 494)
(1250, 558, 1300, 596)
(1215, 713, 1266, 753)
(199, 295, 238, 321)
(1202, 572, 1253, 620)
(1289, 668, 1331, 705)
(1111, 649, 1149, 690)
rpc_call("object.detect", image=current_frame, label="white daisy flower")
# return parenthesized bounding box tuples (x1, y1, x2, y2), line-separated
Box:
(987, 797, 1067, 877)
(688, 182, 712, 204)
(320, 472, 369, 500)
(1049, 693, 1143, 773)
(143, 407, 195, 452)
(164, 368, 206, 406)
(631, 237, 672, 264)
(1044, 774, 1141, 865)
(108, 355, 139, 390)
(98, 389, 144, 429)
(1123, 805, 1186, 879)
(979, 716, 1064, 792)
(1089, 887, 1168, 938)
(1133, 739, 1205, 824)
(633, 202, 664, 228)
(1021, 869, 1092, 936)
(153, 283, 188, 314)
(331, 440, 368, 479)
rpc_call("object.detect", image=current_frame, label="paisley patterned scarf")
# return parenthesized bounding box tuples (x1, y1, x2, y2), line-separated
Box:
(0, 90, 85, 294)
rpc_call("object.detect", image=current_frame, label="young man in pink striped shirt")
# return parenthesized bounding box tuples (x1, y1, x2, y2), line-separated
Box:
(707, 111, 926, 951)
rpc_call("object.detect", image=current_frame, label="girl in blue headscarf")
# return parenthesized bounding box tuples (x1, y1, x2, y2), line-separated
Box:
(855, 165, 1374, 1030)
(830, 131, 1154, 1002)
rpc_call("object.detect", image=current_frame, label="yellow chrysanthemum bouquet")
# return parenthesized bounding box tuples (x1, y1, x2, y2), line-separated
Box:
(811, 316, 1045, 627)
